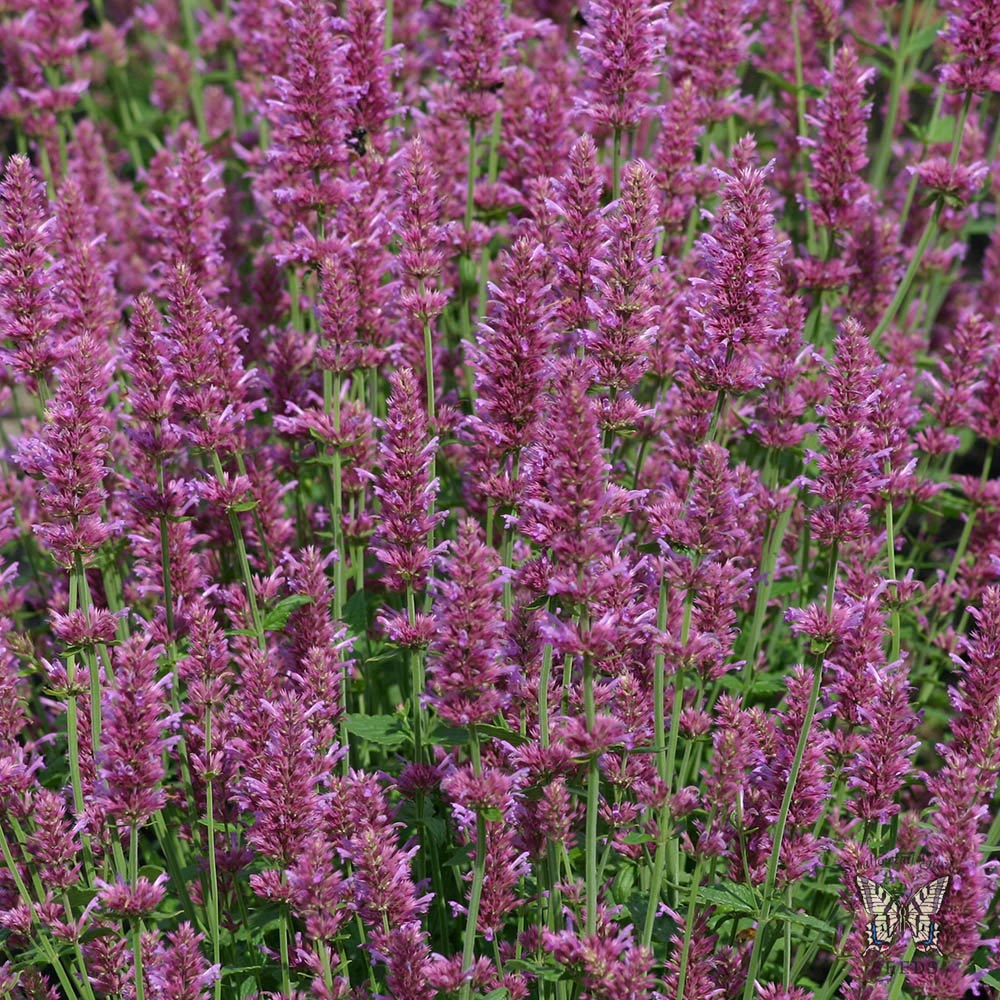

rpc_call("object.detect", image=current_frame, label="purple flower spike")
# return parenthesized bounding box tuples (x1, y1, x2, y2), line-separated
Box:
(0, 154, 61, 394)
(97, 636, 172, 829)
(939, 0, 1000, 93)
(147, 923, 219, 1000)
(443, 0, 511, 123)
(427, 519, 509, 727)
(551, 134, 605, 350)
(586, 158, 658, 406)
(808, 317, 886, 550)
(804, 42, 874, 232)
(472, 236, 554, 455)
(16, 329, 117, 568)
(263, 0, 354, 240)
(576, 0, 668, 133)
(687, 136, 787, 397)
(373, 367, 446, 593)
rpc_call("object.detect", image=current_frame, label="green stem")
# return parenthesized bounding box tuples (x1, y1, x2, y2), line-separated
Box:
(539, 638, 553, 749)
(674, 840, 715, 1000)
(642, 581, 673, 946)
(74, 554, 103, 757)
(791, 0, 817, 253)
(130, 829, 146, 1000)
(611, 128, 622, 202)
(204, 708, 223, 1000)
(459, 730, 488, 1000)
(871, 203, 941, 342)
(871, 0, 915, 188)
(279, 901, 292, 996)
(0, 828, 82, 999)
(179, 0, 208, 139)
(407, 585, 423, 763)
(884, 464, 901, 663)
(323, 369, 346, 622)
(740, 544, 838, 1000)
(583, 639, 600, 938)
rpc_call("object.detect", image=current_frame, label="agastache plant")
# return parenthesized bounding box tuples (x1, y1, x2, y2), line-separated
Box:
(2, 3, 1000, 1000)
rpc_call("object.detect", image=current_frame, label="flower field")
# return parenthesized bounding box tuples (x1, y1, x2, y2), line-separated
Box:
(1, 0, 1000, 997)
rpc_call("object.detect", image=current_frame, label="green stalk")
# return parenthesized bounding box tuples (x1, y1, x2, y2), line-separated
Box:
(871, 203, 941, 342)
(0, 825, 82, 999)
(279, 900, 292, 996)
(211, 452, 266, 649)
(407, 584, 423, 763)
(204, 708, 223, 1000)
(129, 828, 146, 1000)
(884, 462, 901, 663)
(917, 445, 993, 686)
(611, 128, 622, 202)
(740, 543, 839, 1000)
(459, 729, 488, 1000)
(642, 580, 675, 946)
(179, 0, 208, 139)
(742, 495, 797, 696)
(673, 834, 716, 1000)
(65, 569, 87, 823)
(74, 554, 103, 756)
(583, 647, 599, 937)
(790, 0, 817, 253)
(539, 637, 553, 748)
(871, 0, 915, 188)
(461, 119, 480, 401)
(886, 943, 917, 1000)
(323, 369, 346, 622)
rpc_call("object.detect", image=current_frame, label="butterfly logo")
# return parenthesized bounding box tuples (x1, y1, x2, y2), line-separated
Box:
(855, 876, 950, 954)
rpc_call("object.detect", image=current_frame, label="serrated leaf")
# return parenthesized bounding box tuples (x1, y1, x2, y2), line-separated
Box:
(613, 865, 636, 901)
(343, 713, 408, 749)
(505, 959, 566, 982)
(698, 881, 760, 914)
(342, 589, 369, 635)
(903, 23, 942, 57)
(623, 831, 656, 845)
(262, 594, 314, 631)
(476, 722, 529, 746)
(914, 114, 957, 146)
(774, 903, 837, 935)
(429, 722, 471, 745)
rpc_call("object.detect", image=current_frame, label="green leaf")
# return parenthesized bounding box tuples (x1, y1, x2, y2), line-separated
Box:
(505, 959, 566, 982)
(343, 589, 369, 635)
(229, 499, 258, 512)
(698, 881, 760, 915)
(479, 806, 505, 822)
(612, 865, 636, 901)
(262, 594, 314, 631)
(903, 23, 943, 57)
(343, 713, 408, 749)
(907, 114, 957, 146)
(477, 722, 529, 746)
(429, 722, 471, 746)
(623, 831, 656, 845)
(774, 903, 837, 936)
(476, 989, 509, 1000)
(980, 972, 1000, 991)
